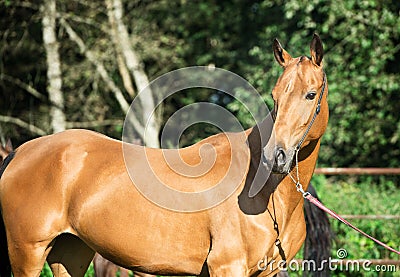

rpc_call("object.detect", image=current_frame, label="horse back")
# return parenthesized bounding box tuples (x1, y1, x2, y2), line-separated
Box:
(0, 129, 122, 236)
(0, 129, 215, 274)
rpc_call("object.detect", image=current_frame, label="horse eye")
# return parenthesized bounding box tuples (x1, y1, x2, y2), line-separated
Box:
(306, 92, 316, 100)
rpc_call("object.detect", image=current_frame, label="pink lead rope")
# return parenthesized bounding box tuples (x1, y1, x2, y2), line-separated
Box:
(282, 73, 399, 255)
(288, 149, 400, 256)
(304, 192, 400, 255)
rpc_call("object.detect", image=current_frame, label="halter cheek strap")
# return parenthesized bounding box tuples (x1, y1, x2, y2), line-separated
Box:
(288, 71, 326, 194)
(288, 72, 400, 256)
(296, 72, 326, 151)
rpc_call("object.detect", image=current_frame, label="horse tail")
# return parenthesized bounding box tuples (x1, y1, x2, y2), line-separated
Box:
(0, 152, 15, 277)
(303, 183, 334, 277)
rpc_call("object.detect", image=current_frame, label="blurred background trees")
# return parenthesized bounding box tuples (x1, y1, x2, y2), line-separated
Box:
(1, 1, 399, 275)
(1, 0, 399, 167)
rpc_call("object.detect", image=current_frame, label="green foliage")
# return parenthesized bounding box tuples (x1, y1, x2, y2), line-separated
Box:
(40, 263, 52, 277)
(1, 1, 400, 275)
(311, 176, 400, 276)
(287, 176, 400, 277)
(241, 0, 400, 168)
(1, 0, 399, 169)
(41, 262, 95, 277)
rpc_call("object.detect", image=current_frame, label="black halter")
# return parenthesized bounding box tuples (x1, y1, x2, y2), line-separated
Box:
(295, 72, 327, 151)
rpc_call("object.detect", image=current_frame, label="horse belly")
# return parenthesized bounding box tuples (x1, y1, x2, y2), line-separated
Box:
(70, 179, 210, 275)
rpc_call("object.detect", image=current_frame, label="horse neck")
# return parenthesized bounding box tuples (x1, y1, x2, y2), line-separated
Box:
(239, 117, 277, 215)
(240, 117, 321, 215)
(277, 139, 321, 211)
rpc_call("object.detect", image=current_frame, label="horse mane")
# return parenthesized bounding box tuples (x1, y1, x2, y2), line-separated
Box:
(0, 152, 15, 179)
(0, 151, 14, 277)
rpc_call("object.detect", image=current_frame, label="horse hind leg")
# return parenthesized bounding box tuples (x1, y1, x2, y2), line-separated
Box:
(47, 233, 95, 277)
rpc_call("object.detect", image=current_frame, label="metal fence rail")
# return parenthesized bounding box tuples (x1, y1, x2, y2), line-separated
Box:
(314, 167, 400, 220)
(341, 215, 400, 220)
(314, 167, 400, 175)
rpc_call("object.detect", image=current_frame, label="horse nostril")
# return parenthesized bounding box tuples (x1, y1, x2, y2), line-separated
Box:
(262, 153, 268, 164)
(275, 147, 286, 165)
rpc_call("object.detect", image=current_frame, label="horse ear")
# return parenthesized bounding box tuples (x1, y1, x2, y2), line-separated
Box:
(5, 139, 13, 152)
(273, 38, 292, 67)
(310, 34, 324, 67)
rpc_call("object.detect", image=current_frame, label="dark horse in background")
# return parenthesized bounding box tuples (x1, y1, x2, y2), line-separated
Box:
(0, 34, 333, 276)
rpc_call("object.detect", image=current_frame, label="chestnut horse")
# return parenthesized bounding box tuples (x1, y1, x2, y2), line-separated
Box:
(0, 34, 328, 277)
(1, 142, 332, 277)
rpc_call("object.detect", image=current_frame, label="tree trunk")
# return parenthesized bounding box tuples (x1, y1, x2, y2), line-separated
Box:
(106, 0, 160, 148)
(42, 0, 66, 134)
(59, 18, 145, 138)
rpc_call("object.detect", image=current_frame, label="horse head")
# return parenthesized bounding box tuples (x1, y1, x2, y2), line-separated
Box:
(264, 34, 328, 174)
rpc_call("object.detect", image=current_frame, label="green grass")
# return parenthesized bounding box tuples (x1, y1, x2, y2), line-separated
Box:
(313, 175, 400, 261)
(288, 175, 400, 276)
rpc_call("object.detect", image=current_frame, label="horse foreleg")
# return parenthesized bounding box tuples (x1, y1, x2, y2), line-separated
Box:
(47, 234, 95, 277)
(206, 249, 247, 277)
(207, 261, 247, 277)
(7, 242, 49, 277)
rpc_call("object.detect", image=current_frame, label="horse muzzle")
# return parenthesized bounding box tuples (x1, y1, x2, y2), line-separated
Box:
(273, 147, 287, 173)
(262, 146, 295, 174)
